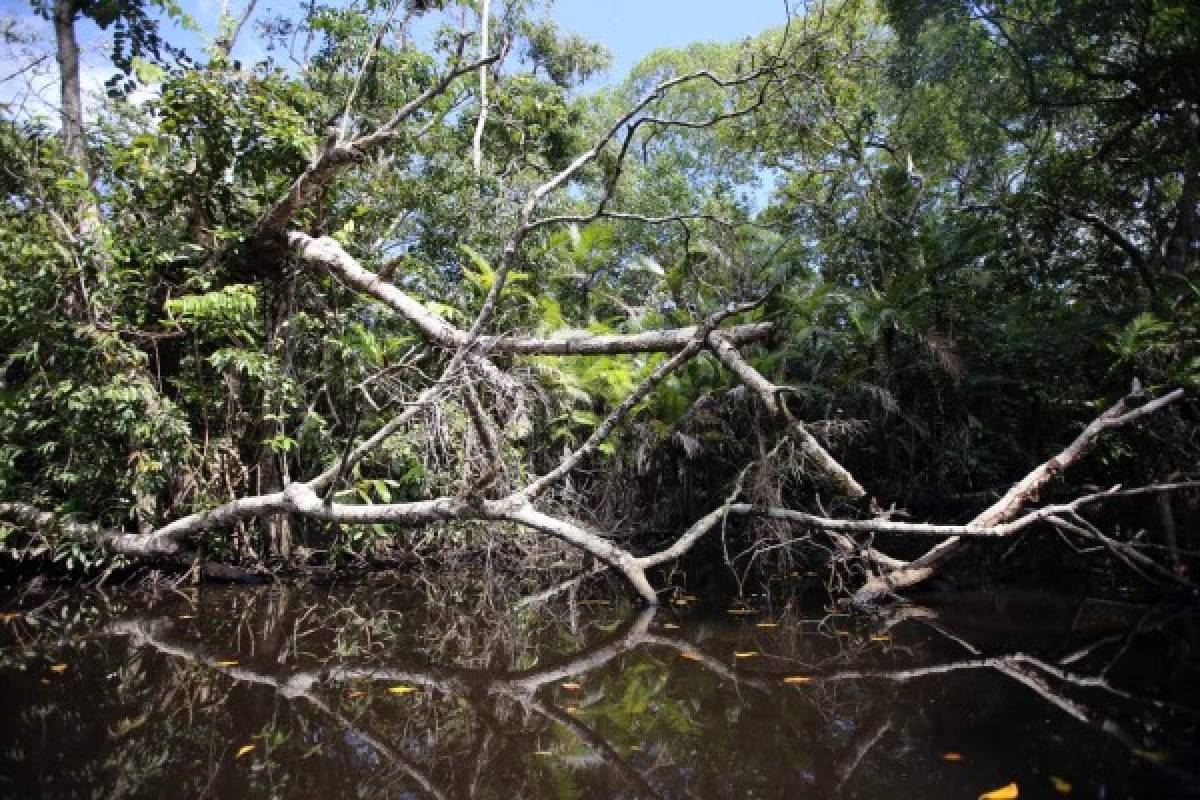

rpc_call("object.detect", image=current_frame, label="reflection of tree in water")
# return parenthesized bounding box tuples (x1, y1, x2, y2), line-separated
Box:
(3, 586, 1196, 798)
(69, 587, 1197, 800)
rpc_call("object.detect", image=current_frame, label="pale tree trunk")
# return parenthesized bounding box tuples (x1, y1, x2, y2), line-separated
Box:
(53, 0, 161, 533)
(52, 0, 97, 321)
(53, 0, 87, 175)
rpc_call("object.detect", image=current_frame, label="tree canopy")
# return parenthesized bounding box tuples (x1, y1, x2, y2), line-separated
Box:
(0, 0, 1195, 601)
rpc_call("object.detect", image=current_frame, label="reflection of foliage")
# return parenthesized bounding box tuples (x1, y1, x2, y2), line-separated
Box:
(1, 587, 1197, 798)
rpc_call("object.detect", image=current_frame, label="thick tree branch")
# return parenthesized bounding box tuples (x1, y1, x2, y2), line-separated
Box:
(707, 332, 866, 497)
(509, 301, 759, 503)
(256, 39, 502, 238)
(852, 388, 1186, 604)
(288, 231, 775, 354)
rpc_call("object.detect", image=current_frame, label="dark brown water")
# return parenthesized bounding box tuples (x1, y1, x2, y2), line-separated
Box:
(1, 582, 1197, 799)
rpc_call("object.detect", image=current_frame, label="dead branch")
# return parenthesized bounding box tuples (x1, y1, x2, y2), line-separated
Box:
(707, 332, 866, 497)
(852, 387, 1186, 604)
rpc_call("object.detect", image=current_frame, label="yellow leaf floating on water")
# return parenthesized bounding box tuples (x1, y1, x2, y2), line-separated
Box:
(663, 623, 680, 630)
(869, 634, 891, 642)
(214, 660, 239, 667)
(347, 690, 365, 699)
(0, 613, 22, 623)
(1050, 776, 1071, 794)
(941, 752, 963, 762)
(726, 608, 758, 615)
(1132, 748, 1169, 764)
(734, 651, 759, 659)
(388, 686, 417, 694)
(561, 682, 582, 691)
(534, 750, 553, 757)
(978, 782, 1019, 800)
(178, 614, 196, 620)
(235, 744, 256, 759)
(49, 664, 68, 673)
(680, 651, 703, 661)
(755, 622, 779, 629)
(782, 676, 814, 685)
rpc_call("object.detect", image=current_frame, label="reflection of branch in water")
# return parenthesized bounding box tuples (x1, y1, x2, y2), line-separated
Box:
(802, 605, 1200, 766)
(107, 601, 1197, 798)
(108, 619, 449, 800)
(833, 712, 891, 793)
(108, 610, 665, 800)
(642, 603, 1198, 787)
(527, 697, 670, 800)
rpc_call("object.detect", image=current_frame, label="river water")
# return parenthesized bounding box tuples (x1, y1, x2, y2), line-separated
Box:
(1, 581, 1197, 799)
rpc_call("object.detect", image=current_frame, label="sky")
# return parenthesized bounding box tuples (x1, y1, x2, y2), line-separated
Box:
(0, 0, 793, 115)
(552, 0, 791, 83)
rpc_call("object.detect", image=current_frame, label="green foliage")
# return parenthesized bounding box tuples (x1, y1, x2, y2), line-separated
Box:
(1, 0, 1195, 572)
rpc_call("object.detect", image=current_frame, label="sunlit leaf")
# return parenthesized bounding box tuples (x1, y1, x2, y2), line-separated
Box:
(1050, 776, 1071, 794)
(941, 752, 963, 762)
(235, 744, 256, 759)
(109, 713, 149, 738)
(565, 705, 578, 714)
(734, 651, 759, 658)
(388, 686, 417, 694)
(755, 622, 779, 629)
(680, 651, 703, 661)
(49, 664, 68, 673)
(978, 782, 1019, 799)
(782, 676, 814, 685)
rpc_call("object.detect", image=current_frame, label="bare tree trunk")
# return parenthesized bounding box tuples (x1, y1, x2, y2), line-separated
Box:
(53, 0, 88, 176)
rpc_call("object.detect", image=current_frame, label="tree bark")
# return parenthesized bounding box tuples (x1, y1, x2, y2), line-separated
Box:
(53, 0, 88, 176)
(850, 388, 1185, 604)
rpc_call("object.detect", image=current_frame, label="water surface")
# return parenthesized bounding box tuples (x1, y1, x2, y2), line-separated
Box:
(1, 583, 1197, 798)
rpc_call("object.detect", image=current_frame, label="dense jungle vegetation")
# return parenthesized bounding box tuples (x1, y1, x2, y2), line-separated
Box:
(1, 0, 1197, 604)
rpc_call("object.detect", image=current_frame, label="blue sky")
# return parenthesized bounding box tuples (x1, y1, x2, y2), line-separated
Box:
(553, 0, 791, 83)
(0, 0, 791, 123)
(1, 0, 792, 86)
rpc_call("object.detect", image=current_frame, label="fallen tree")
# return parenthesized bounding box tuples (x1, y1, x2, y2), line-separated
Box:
(2, 1, 1196, 607)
